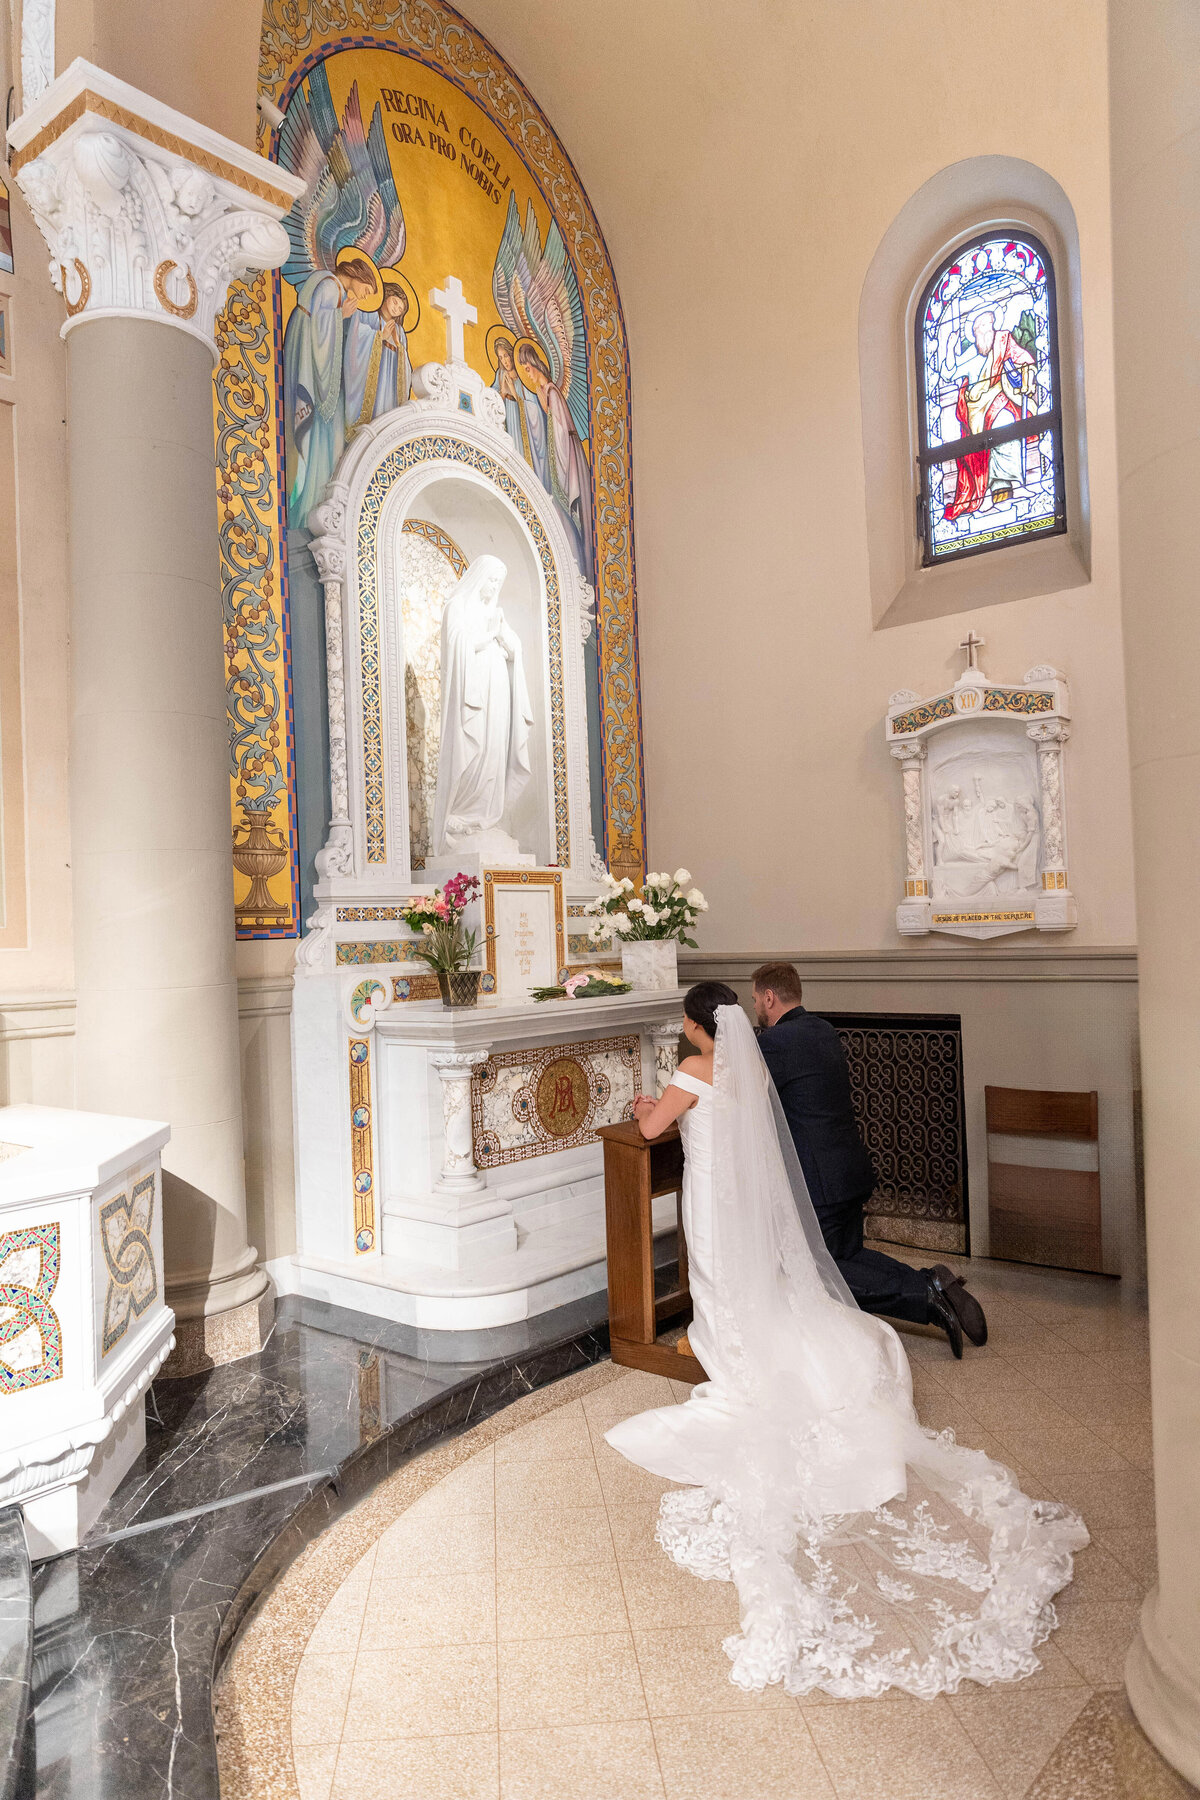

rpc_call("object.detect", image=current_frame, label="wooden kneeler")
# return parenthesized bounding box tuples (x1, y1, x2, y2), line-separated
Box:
(595, 1119, 706, 1384)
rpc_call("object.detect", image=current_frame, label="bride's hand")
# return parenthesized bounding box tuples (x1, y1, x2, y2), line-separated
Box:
(632, 1094, 656, 1116)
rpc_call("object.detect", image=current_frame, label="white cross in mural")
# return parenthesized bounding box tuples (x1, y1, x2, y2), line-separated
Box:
(430, 275, 478, 364)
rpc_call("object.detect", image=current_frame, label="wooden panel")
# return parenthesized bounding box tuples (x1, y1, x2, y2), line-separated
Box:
(989, 1208, 1103, 1274)
(988, 1160, 1103, 1274)
(599, 1135, 655, 1344)
(985, 1085, 1098, 1140)
(610, 1334, 706, 1384)
(989, 1163, 1102, 1224)
(598, 1121, 698, 1378)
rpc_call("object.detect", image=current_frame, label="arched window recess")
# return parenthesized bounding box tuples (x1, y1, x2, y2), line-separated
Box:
(915, 230, 1066, 567)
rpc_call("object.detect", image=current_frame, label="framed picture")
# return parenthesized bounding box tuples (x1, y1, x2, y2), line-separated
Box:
(482, 868, 565, 1000)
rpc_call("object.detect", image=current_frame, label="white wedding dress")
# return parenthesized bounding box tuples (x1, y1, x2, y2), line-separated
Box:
(607, 1006, 1088, 1699)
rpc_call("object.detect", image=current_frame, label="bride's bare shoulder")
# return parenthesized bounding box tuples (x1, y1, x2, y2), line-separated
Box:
(678, 1054, 714, 1087)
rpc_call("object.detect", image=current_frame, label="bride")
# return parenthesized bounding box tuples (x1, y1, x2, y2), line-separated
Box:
(607, 982, 1088, 1699)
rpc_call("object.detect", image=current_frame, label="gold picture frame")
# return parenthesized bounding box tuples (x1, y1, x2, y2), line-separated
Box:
(482, 868, 566, 995)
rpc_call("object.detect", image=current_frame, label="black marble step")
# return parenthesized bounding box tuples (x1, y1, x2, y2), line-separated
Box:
(12, 1288, 612, 1800)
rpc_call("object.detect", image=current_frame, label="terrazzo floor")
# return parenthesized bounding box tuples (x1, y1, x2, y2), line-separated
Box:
(217, 1255, 1200, 1800)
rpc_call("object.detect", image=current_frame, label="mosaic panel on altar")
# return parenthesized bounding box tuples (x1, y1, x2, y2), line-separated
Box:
(471, 1034, 640, 1169)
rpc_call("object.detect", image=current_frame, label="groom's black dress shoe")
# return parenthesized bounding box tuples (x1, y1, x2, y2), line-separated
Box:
(926, 1282, 963, 1358)
(930, 1266, 988, 1347)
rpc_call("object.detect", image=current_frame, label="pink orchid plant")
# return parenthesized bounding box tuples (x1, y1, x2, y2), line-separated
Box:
(398, 873, 481, 975)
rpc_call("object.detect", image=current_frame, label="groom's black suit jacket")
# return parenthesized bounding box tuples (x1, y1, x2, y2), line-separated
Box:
(757, 1007, 876, 1222)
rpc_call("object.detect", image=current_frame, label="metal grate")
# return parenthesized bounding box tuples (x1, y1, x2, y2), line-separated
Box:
(815, 1012, 968, 1256)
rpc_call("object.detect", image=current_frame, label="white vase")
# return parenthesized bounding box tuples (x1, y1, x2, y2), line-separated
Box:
(620, 939, 678, 992)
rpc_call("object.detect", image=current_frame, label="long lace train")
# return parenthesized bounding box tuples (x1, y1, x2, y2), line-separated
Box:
(606, 1006, 1087, 1700)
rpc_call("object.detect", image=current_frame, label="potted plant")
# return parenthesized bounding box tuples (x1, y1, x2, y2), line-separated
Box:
(399, 873, 484, 1008)
(583, 868, 707, 991)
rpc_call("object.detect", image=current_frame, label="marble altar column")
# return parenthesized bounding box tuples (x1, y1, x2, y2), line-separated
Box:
(430, 1050, 491, 1196)
(7, 61, 303, 1370)
(649, 1019, 685, 1096)
(1110, 0, 1200, 1781)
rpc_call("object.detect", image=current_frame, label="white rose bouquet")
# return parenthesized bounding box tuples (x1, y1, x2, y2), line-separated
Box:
(584, 867, 708, 948)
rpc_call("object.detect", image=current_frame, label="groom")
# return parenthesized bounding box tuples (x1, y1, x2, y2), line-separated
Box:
(752, 963, 987, 1359)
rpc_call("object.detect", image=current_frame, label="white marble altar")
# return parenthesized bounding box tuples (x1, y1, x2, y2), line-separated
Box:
(0, 1105, 176, 1555)
(289, 281, 660, 1329)
(887, 649, 1077, 941)
(287, 987, 685, 1329)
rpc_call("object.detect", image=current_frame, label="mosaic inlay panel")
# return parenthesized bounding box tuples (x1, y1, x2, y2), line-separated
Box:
(336, 939, 426, 965)
(100, 1172, 158, 1356)
(349, 1039, 376, 1254)
(471, 1034, 639, 1169)
(0, 1221, 63, 1393)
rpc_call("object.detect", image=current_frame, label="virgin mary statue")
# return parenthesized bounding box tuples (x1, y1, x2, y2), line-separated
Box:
(431, 556, 534, 855)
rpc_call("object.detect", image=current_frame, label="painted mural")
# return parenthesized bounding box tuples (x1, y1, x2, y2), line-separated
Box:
(218, 1, 644, 935)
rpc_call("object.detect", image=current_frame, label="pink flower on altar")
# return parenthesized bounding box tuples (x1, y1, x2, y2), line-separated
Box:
(563, 973, 589, 998)
(434, 899, 450, 919)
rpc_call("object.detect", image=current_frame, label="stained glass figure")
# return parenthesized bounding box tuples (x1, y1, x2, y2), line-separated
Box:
(916, 233, 1065, 564)
(0, 178, 12, 276)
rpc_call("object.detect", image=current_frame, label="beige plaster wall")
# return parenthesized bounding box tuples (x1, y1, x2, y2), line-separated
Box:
(50, 0, 261, 146)
(462, 0, 1134, 955)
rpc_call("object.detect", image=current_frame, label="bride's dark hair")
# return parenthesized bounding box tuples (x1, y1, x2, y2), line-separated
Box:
(683, 981, 740, 1041)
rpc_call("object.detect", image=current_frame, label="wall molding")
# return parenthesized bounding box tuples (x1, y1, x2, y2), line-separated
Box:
(682, 947, 1138, 986)
(0, 978, 296, 1041)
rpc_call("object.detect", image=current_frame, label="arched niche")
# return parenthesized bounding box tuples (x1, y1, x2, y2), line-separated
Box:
(383, 472, 552, 868)
(308, 363, 600, 896)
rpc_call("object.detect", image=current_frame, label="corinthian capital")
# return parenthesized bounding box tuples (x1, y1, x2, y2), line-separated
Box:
(7, 59, 304, 354)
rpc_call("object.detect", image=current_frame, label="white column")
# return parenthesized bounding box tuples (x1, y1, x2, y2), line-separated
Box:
(308, 493, 355, 879)
(431, 1050, 490, 1195)
(1028, 720, 1069, 879)
(1110, 0, 1200, 1782)
(890, 741, 931, 934)
(7, 62, 303, 1371)
(650, 1019, 685, 1096)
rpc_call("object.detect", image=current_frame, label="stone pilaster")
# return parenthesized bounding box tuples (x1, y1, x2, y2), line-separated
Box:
(7, 60, 303, 1373)
(1110, 0, 1200, 1781)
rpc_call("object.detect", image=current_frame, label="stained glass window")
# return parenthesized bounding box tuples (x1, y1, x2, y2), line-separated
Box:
(916, 232, 1065, 565)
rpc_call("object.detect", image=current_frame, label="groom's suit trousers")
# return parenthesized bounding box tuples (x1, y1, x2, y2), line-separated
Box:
(758, 1008, 932, 1327)
(814, 1195, 932, 1326)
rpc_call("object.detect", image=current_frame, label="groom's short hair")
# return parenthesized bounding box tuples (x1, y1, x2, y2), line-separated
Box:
(751, 962, 803, 1004)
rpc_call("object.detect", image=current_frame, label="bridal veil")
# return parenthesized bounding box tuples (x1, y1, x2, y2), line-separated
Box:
(610, 1004, 1088, 1699)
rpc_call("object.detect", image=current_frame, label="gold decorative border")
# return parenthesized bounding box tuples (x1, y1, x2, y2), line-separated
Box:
(932, 910, 1035, 925)
(257, 1, 646, 881)
(348, 1039, 375, 1254)
(402, 517, 466, 577)
(482, 867, 564, 982)
(10, 91, 296, 210)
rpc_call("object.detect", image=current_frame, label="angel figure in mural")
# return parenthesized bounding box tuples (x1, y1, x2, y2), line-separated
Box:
(491, 194, 595, 582)
(277, 61, 407, 531)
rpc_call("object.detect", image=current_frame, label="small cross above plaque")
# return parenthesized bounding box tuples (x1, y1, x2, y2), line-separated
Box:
(958, 630, 985, 672)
